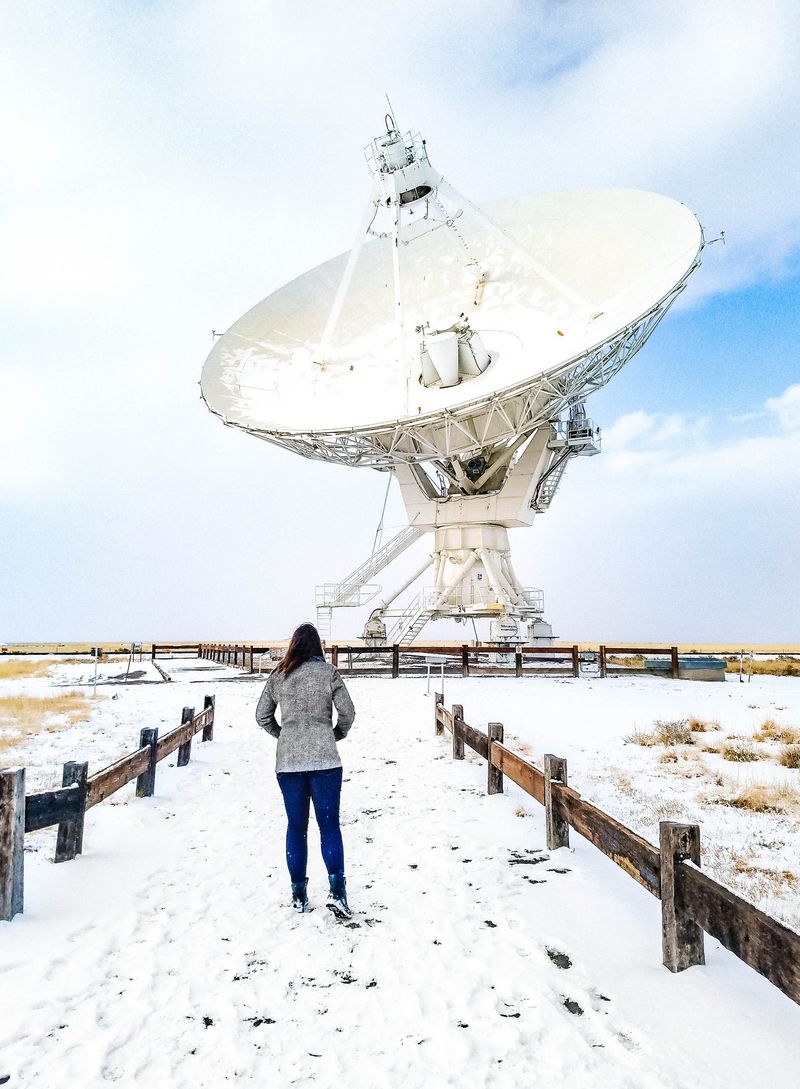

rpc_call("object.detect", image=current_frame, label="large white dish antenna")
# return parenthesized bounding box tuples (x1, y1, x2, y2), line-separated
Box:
(201, 187, 702, 468)
(200, 122, 703, 647)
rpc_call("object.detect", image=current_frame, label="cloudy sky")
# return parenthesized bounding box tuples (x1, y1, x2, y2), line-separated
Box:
(1, 0, 798, 644)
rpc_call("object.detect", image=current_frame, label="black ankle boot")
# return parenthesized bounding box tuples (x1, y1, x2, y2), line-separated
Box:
(291, 878, 309, 913)
(326, 873, 351, 920)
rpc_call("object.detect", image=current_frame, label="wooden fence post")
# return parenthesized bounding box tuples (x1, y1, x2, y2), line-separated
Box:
(434, 691, 444, 735)
(452, 704, 465, 760)
(671, 646, 680, 680)
(249, 646, 254, 673)
(487, 723, 504, 794)
(331, 645, 339, 667)
(202, 695, 215, 742)
(0, 767, 24, 921)
(461, 645, 470, 678)
(177, 707, 194, 767)
(136, 728, 159, 797)
(599, 644, 607, 679)
(392, 645, 400, 679)
(54, 761, 88, 863)
(515, 651, 523, 678)
(544, 754, 569, 850)
(151, 644, 157, 661)
(659, 821, 705, 972)
(572, 645, 580, 678)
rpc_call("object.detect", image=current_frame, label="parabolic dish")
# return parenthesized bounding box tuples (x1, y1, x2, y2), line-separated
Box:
(201, 187, 702, 466)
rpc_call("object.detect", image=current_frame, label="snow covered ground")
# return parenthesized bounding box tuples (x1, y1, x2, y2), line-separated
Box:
(1, 658, 799, 1088)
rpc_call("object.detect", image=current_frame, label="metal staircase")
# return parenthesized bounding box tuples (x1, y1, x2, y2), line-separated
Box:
(385, 591, 431, 645)
(316, 525, 425, 638)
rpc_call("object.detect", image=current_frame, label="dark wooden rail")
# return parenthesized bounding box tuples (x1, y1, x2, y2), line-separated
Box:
(24, 783, 84, 833)
(1, 695, 216, 922)
(87, 747, 151, 808)
(434, 693, 800, 1006)
(198, 641, 724, 682)
(679, 863, 800, 1003)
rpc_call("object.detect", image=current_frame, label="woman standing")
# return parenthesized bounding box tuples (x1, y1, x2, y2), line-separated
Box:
(256, 623, 355, 918)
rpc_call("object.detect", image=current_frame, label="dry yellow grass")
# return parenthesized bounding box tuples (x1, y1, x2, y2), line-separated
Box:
(607, 654, 646, 668)
(704, 843, 800, 902)
(721, 739, 760, 762)
(753, 719, 800, 744)
(0, 657, 92, 681)
(0, 660, 54, 681)
(625, 719, 694, 747)
(726, 658, 800, 677)
(719, 782, 797, 813)
(688, 715, 720, 733)
(779, 744, 800, 769)
(0, 693, 93, 756)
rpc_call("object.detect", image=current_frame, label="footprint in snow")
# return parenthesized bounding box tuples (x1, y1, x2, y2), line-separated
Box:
(546, 948, 572, 970)
(508, 850, 549, 866)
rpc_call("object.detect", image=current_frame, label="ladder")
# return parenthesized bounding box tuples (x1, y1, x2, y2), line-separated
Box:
(316, 607, 333, 642)
(386, 592, 432, 645)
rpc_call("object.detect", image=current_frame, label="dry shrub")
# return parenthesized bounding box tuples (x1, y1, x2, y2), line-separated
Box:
(625, 719, 693, 747)
(0, 694, 92, 755)
(704, 843, 800, 903)
(614, 772, 636, 796)
(721, 739, 759, 762)
(753, 719, 800, 744)
(607, 654, 646, 668)
(659, 751, 679, 764)
(719, 783, 797, 814)
(779, 745, 800, 769)
(688, 716, 720, 733)
(672, 751, 708, 779)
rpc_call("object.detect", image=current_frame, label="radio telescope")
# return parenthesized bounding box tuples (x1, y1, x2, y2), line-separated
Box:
(201, 118, 703, 645)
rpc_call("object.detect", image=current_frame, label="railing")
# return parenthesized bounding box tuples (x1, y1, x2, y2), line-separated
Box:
(151, 643, 202, 659)
(433, 693, 800, 1006)
(0, 696, 216, 922)
(315, 584, 381, 607)
(197, 642, 742, 682)
(329, 644, 580, 678)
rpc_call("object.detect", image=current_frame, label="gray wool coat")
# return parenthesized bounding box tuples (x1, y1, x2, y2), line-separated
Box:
(255, 657, 355, 773)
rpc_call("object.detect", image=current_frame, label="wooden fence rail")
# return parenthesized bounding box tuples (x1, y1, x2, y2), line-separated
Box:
(433, 693, 800, 1006)
(0, 695, 216, 922)
(198, 642, 702, 681)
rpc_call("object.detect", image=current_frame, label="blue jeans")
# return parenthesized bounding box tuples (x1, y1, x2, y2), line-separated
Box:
(276, 767, 344, 883)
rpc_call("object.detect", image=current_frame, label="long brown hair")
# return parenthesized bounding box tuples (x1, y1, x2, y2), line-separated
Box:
(275, 623, 325, 677)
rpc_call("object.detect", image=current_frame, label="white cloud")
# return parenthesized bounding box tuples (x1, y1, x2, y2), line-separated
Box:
(597, 385, 800, 491)
(766, 384, 800, 430)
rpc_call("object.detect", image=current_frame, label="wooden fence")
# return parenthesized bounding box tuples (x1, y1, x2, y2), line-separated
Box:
(151, 643, 203, 660)
(0, 696, 215, 922)
(434, 693, 800, 1005)
(199, 643, 705, 680)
